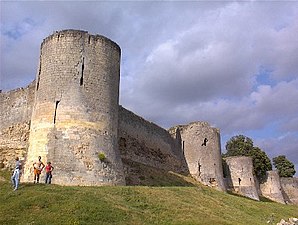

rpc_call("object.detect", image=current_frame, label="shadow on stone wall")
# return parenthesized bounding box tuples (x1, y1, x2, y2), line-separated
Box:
(122, 158, 196, 187)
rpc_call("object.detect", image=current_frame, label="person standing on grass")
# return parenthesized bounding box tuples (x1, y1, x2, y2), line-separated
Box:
(33, 156, 45, 183)
(11, 157, 21, 191)
(45, 162, 54, 184)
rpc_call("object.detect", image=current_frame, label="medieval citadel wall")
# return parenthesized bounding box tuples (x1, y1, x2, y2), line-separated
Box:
(118, 106, 189, 185)
(280, 177, 298, 204)
(224, 156, 259, 200)
(260, 171, 285, 204)
(170, 122, 226, 191)
(0, 90, 189, 185)
(0, 81, 35, 129)
(0, 82, 35, 168)
(1, 29, 296, 203)
(22, 30, 125, 185)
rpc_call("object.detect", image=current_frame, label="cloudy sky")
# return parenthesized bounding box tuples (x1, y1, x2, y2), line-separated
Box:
(1, 1, 298, 173)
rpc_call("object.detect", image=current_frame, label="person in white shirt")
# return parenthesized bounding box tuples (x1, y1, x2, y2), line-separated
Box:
(11, 157, 21, 191)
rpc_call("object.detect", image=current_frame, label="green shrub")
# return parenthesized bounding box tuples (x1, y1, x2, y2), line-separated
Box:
(98, 152, 106, 161)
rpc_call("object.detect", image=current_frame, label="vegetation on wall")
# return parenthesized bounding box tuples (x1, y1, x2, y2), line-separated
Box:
(98, 152, 106, 162)
(273, 155, 296, 177)
(223, 135, 272, 178)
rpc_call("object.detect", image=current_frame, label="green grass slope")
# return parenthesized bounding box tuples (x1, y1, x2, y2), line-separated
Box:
(0, 170, 297, 225)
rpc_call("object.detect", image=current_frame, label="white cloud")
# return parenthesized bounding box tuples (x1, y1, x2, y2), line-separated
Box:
(255, 133, 298, 173)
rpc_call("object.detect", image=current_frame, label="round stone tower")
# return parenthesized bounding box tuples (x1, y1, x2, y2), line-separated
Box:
(224, 156, 259, 200)
(22, 30, 125, 185)
(177, 122, 226, 191)
(260, 171, 285, 204)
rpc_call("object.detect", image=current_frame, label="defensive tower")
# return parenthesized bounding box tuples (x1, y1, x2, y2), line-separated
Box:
(22, 30, 125, 185)
(260, 170, 285, 204)
(173, 122, 226, 191)
(224, 156, 259, 200)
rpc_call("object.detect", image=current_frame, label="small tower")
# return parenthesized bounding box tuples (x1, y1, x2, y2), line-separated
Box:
(224, 156, 259, 200)
(260, 170, 285, 204)
(175, 122, 226, 191)
(22, 30, 125, 185)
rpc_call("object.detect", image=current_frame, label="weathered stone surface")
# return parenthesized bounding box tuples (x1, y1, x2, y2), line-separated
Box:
(170, 122, 226, 191)
(260, 170, 285, 204)
(119, 106, 188, 174)
(0, 122, 30, 169)
(224, 156, 259, 200)
(280, 177, 298, 204)
(0, 81, 35, 131)
(21, 30, 125, 186)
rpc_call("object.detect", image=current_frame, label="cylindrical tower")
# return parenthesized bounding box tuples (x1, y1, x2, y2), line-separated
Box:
(260, 171, 285, 204)
(22, 30, 125, 185)
(178, 122, 226, 191)
(224, 156, 259, 200)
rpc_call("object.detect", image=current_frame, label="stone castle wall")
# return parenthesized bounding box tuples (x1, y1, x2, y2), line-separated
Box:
(0, 81, 35, 130)
(1, 29, 297, 204)
(0, 82, 35, 168)
(22, 30, 125, 185)
(118, 106, 189, 184)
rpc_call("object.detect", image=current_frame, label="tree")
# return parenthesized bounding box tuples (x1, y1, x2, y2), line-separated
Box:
(223, 135, 272, 178)
(248, 147, 272, 178)
(273, 155, 296, 177)
(225, 135, 254, 156)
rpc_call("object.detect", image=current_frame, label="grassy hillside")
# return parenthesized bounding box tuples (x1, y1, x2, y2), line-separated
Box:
(0, 170, 297, 225)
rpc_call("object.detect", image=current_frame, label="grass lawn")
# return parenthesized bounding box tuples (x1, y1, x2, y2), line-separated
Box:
(0, 170, 297, 225)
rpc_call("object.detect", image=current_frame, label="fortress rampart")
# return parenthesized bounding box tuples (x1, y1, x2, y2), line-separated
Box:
(0, 30, 297, 204)
(0, 82, 35, 168)
(118, 106, 188, 184)
(0, 82, 35, 130)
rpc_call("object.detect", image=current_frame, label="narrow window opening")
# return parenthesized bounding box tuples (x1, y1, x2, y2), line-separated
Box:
(80, 57, 85, 86)
(238, 178, 241, 186)
(198, 163, 201, 173)
(57, 34, 60, 41)
(201, 138, 208, 146)
(53, 101, 60, 124)
(36, 78, 40, 91)
(88, 36, 91, 44)
(36, 62, 41, 90)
